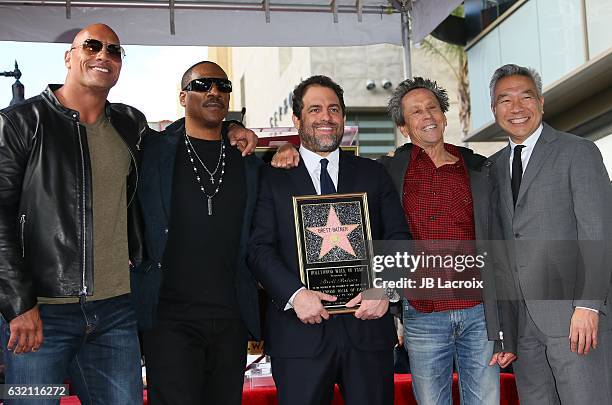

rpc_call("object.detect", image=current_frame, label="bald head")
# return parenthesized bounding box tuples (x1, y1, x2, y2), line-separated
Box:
(61, 23, 122, 97)
(72, 24, 120, 48)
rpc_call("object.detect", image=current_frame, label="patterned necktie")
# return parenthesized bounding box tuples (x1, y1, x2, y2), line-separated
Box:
(320, 158, 336, 194)
(511, 145, 525, 205)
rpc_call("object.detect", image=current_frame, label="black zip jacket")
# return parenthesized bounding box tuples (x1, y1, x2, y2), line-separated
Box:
(378, 142, 517, 354)
(0, 85, 147, 321)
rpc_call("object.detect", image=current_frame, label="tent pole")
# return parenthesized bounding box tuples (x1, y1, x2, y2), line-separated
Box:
(400, 0, 411, 79)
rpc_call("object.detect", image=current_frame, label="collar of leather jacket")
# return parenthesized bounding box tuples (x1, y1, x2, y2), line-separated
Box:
(42, 84, 113, 123)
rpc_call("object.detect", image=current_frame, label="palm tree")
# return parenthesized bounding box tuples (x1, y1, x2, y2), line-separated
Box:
(416, 5, 470, 140)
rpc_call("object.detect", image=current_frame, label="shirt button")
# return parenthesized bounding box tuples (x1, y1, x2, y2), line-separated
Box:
(429, 215, 436, 221)
(164, 228, 168, 234)
(514, 233, 521, 238)
(157, 263, 162, 268)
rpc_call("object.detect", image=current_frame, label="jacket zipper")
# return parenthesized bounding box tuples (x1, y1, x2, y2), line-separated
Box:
(20, 214, 26, 258)
(76, 121, 88, 297)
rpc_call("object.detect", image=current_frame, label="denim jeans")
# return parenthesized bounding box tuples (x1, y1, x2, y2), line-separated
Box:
(402, 302, 499, 405)
(1, 294, 142, 405)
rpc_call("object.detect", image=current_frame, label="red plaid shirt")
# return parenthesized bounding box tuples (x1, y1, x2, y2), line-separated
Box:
(403, 144, 482, 313)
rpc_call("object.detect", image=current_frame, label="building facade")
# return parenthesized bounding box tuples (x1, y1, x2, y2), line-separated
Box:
(213, 43, 467, 159)
(464, 0, 612, 174)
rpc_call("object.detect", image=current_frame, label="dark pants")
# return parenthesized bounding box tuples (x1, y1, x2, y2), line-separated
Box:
(271, 317, 394, 405)
(1, 294, 142, 405)
(143, 318, 247, 405)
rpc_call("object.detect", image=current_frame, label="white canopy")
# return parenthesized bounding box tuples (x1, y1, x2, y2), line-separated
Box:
(0, 0, 460, 46)
(0, 0, 461, 83)
(0, 1, 402, 46)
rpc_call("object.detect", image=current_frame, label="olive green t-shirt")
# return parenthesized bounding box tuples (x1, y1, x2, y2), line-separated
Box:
(39, 115, 131, 303)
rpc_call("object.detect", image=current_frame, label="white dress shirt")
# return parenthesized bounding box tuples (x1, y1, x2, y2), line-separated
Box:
(285, 146, 340, 310)
(508, 124, 543, 177)
(299, 145, 340, 194)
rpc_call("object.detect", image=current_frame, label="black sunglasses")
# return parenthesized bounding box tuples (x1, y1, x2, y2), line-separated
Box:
(71, 38, 125, 60)
(183, 78, 232, 93)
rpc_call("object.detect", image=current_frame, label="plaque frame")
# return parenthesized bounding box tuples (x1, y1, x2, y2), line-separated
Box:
(292, 192, 374, 313)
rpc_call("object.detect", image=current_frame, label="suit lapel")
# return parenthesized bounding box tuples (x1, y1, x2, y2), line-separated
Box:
(516, 125, 556, 205)
(337, 151, 357, 193)
(287, 159, 317, 196)
(495, 145, 514, 218)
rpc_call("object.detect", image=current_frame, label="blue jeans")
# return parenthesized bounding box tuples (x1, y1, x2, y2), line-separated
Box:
(402, 302, 499, 405)
(1, 294, 142, 405)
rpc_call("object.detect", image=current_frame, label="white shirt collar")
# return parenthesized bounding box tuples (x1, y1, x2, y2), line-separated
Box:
(509, 123, 543, 150)
(299, 145, 340, 194)
(508, 123, 543, 174)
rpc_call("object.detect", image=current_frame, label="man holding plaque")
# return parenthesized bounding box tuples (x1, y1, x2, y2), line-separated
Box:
(248, 75, 411, 405)
(270, 77, 516, 404)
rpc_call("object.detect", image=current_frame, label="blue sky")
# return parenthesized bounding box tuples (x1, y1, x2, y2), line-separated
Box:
(0, 41, 208, 122)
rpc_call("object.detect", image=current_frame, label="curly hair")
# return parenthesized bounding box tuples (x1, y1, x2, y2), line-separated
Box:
(387, 77, 450, 126)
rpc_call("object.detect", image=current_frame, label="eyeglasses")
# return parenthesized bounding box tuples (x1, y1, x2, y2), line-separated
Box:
(183, 78, 232, 93)
(70, 39, 125, 60)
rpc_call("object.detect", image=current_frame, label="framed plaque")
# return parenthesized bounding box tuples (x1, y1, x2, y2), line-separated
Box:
(292, 192, 374, 313)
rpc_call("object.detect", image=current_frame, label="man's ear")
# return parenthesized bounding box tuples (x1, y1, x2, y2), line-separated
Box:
(179, 91, 187, 108)
(64, 50, 72, 69)
(398, 124, 410, 139)
(292, 114, 301, 131)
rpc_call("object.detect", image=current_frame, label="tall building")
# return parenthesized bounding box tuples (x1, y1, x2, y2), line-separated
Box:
(463, 0, 612, 173)
(212, 43, 466, 159)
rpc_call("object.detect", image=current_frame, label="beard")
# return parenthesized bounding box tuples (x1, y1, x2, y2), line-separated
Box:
(298, 122, 344, 153)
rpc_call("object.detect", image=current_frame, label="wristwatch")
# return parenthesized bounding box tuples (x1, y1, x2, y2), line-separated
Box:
(385, 287, 401, 303)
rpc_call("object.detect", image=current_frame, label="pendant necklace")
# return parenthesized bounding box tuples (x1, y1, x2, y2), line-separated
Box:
(184, 132, 226, 215)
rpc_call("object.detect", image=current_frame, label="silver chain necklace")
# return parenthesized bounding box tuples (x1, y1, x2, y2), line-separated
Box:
(184, 133, 226, 215)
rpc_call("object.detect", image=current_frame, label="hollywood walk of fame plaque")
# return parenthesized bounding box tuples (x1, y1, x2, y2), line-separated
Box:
(292, 193, 374, 313)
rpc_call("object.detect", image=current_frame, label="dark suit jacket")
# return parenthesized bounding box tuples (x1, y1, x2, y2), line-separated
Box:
(378, 142, 517, 353)
(489, 123, 612, 338)
(131, 118, 262, 340)
(248, 151, 412, 358)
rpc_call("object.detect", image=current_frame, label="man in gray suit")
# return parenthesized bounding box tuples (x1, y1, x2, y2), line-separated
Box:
(488, 63, 612, 404)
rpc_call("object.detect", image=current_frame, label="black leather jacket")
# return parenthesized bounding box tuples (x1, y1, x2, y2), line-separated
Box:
(0, 85, 147, 321)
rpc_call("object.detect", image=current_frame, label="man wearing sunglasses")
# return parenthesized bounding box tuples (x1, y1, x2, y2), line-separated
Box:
(0, 25, 257, 404)
(135, 61, 261, 405)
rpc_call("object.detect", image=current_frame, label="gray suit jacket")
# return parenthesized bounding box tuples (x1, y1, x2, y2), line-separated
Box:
(379, 142, 516, 353)
(489, 123, 612, 337)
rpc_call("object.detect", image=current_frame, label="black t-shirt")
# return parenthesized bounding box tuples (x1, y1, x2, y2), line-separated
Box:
(158, 132, 246, 321)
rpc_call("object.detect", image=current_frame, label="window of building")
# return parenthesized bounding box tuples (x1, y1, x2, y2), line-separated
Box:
(346, 110, 396, 159)
(465, 0, 519, 41)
